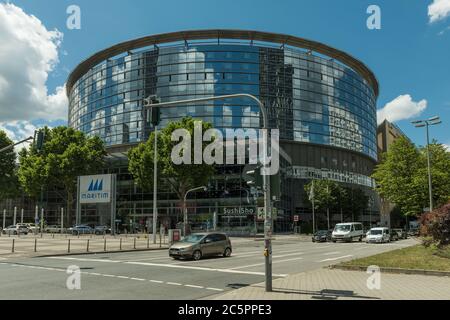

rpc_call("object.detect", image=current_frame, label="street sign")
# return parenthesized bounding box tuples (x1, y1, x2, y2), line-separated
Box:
(294, 215, 299, 222)
(79, 174, 113, 204)
(257, 207, 265, 221)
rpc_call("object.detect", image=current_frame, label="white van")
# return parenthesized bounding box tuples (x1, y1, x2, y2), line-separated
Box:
(332, 223, 364, 242)
(366, 227, 390, 243)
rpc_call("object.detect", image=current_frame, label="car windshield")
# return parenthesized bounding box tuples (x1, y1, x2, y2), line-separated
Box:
(335, 225, 351, 232)
(181, 234, 205, 243)
(370, 230, 383, 235)
(316, 231, 328, 235)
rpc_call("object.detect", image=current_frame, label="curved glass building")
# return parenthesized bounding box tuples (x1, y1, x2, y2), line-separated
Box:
(67, 30, 380, 233)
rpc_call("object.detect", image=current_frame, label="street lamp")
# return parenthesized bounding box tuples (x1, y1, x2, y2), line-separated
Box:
(411, 116, 442, 212)
(144, 93, 274, 292)
(183, 186, 208, 236)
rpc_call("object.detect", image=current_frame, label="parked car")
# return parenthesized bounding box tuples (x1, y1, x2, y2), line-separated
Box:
(24, 223, 40, 233)
(2, 225, 29, 235)
(332, 223, 364, 243)
(68, 225, 94, 235)
(94, 226, 111, 235)
(366, 227, 391, 243)
(169, 233, 232, 261)
(391, 228, 407, 240)
(45, 225, 64, 233)
(390, 229, 399, 241)
(312, 230, 332, 242)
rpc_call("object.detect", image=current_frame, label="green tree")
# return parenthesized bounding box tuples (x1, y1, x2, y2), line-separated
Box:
(128, 117, 215, 224)
(304, 180, 340, 230)
(373, 137, 450, 217)
(0, 130, 18, 201)
(18, 126, 106, 225)
(372, 136, 423, 216)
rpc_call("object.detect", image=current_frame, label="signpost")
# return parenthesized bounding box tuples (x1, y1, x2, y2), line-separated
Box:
(76, 174, 117, 235)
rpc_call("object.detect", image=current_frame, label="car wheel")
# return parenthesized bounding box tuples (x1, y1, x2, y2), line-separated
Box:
(13, 231, 17, 235)
(192, 250, 202, 261)
(332, 240, 337, 243)
(223, 247, 232, 257)
(359, 237, 362, 242)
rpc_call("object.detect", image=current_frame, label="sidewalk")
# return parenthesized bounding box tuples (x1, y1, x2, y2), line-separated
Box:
(213, 268, 450, 300)
(0, 234, 169, 258)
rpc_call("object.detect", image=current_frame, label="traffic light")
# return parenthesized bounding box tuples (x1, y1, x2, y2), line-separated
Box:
(34, 130, 45, 152)
(150, 106, 161, 126)
(144, 95, 161, 126)
(245, 167, 263, 189)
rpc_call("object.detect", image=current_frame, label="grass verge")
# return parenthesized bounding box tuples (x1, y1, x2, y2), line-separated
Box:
(339, 245, 450, 272)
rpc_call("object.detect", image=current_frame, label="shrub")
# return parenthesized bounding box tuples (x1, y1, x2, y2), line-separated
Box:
(420, 203, 450, 247)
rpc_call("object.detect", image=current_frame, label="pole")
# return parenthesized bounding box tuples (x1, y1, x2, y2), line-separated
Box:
(183, 194, 188, 237)
(21, 209, 24, 224)
(426, 123, 433, 212)
(35, 205, 38, 235)
(312, 180, 316, 234)
(13, 207, 17, 226)
(2, 209, 5, 230)
(40, 208, 44, 237)
(61, 208, 64, 235)
(152, 125, 158, 244)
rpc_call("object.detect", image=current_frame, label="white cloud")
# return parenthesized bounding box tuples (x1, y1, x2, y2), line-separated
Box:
(444, 144, 450, 152)
(0, 3, 68, 122)
(377, 95, 427, 125)
(429, 0, 450, 23)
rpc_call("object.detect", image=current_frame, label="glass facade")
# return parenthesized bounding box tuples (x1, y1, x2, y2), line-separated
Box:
(69, 44, 377, 160)
(66, 34, 379, 233)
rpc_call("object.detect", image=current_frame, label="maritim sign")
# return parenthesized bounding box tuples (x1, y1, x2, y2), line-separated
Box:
(79, 174, 113, 204)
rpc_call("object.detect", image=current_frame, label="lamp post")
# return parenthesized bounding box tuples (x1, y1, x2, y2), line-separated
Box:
(143, 93, 273, 292)
(411, 116, 442, 212)
(183, 186, 208, 237)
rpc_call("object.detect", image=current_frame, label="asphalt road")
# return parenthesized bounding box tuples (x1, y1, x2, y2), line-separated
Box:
(0, 237, 418, 300)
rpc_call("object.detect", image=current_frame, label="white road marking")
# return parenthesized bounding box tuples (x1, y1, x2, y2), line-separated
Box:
(318, 255, 353, 262)
(149, 280, 163, 284)
(206, 287, 224, 292)
(185, 284, 204, 289)
(131, 278, 145, 281)
(230, 257, 304, 270)
(322, 251, 341, 256)
(46, 256, 287, 277)
(167, 282, 182, 286)
(126, 261, 288, 277)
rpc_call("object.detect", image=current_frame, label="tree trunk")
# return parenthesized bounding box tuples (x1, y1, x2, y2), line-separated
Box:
(67, 191, 73, 227)
(327, 207, 330, 230)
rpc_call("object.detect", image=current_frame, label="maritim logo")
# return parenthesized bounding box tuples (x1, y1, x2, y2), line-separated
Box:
(81, 178, 109, 201)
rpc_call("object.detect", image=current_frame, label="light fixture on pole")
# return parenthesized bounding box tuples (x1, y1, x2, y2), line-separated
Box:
(183, 186, 208, 237)
(411, 116, 442, 212)
(143, 93, 273, 292)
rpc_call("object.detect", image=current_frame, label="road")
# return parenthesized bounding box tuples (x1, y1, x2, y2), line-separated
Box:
(0, 237, 417, 300)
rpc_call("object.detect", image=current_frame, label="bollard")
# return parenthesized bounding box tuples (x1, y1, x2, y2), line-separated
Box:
(34, 238, 37, 252)
(134, 238, 136, 250)
(119, 238, 122, 251)
(87, 239, 90, 252)
(104, 238, 107, 252)
(68, 239, 71, 253)
(147, 237, 150, 249)
(12, 239, 15, 253)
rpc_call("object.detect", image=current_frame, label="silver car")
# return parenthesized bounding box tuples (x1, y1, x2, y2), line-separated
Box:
(169, 233, 232, 261)
(2, 225, 29, 235)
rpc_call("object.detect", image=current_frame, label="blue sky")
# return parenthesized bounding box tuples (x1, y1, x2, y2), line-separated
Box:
(0, 0, 449, 149)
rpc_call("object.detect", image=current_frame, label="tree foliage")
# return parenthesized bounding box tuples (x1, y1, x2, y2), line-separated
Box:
(18, 126, 106, 223)
(420, 203, 450, 247)
(128, 117, 215, 204)
(373, 136, 450, 216)
(0, 130, 18, 200)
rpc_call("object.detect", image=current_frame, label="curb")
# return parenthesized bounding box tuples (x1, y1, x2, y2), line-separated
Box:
(330, 264, 450, 277)
(32, 247, 169, 258)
